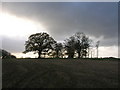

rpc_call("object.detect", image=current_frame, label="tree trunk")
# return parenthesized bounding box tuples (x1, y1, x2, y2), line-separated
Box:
(78, 51, 81, 58)
(78, 52, 80, 58)
(71, 54, 74, 58)
(56, 50, 59, 58)
(68, 53, 74, 58)
(38, 50, 42, 59)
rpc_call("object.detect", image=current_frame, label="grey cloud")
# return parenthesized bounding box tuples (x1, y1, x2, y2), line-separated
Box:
(100, 37, 118, 46)
(2, 2, 118, 48)
(2, 36, 25, 53)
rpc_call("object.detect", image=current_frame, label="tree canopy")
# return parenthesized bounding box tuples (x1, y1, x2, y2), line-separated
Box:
(64, 32, 92, 58)
(23, 32, 56, 58)
(54, 42, 63, 58)
(64, 36, 76, 58)
(0, 49, 16, 59)
(23, 32, 92, 59)
(74, 32, 92, 58)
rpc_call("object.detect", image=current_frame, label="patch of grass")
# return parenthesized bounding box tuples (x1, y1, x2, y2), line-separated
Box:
(2, 58, 118, 88)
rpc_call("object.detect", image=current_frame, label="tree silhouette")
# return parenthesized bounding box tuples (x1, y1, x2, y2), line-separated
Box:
(23, 32, 56, 58)
(64, 36, 76, 58)
(47, 50, 56, 58)
(54, 42, 63, 58)
(64, 32, 91, 58)
(0, 49, 16, 59)
(74, 32, 91, 58)
(96, 41, 100, 58)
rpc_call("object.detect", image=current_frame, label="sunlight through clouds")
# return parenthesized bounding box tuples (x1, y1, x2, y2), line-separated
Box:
(0, 12, 48, 38)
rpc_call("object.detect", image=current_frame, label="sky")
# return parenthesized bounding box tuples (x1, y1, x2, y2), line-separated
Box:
(0, 2, 119, 58)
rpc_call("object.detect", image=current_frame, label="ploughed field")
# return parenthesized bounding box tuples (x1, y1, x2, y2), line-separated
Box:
(2, 58, 118, 88)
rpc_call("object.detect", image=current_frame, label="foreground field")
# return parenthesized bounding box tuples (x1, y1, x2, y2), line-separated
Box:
(2, 58, 118, 88)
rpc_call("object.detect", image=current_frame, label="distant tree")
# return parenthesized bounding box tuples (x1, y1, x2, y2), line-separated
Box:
(54, 42, 63, 58)
(23, 32, 56, 58)
(0, 49, 16, 59)
(64, 32, 92, 58)
(10, 55, 17, 59)
(96, 40, 100, 58)
(64, 36, 76, 58)
(0, 49, 10, 59)
(74, 32, 91, 58)
(48, 50, 56, 58)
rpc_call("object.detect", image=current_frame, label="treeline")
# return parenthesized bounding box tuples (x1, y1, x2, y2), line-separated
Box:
(23, 32, 92, 59)
(0, 49, 16, 59)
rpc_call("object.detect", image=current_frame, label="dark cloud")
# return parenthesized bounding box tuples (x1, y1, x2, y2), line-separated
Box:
(2, 2, 118, 53)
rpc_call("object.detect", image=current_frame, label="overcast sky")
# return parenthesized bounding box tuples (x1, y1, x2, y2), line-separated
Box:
(0, 2, 118, 57)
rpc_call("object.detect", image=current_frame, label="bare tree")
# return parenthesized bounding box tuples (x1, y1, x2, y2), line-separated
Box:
(96, 41, 100, 58)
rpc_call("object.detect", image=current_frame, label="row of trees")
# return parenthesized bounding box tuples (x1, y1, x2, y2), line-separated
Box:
(0, 49, 16, 59)
(23, 32, 92, 58)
